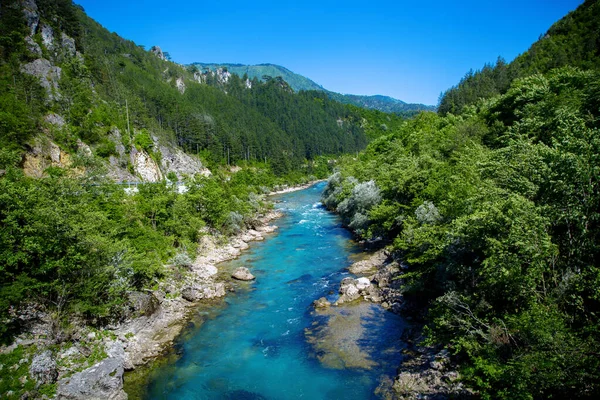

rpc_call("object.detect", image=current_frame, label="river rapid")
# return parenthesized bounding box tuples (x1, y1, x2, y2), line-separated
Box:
(138, 182, 407, 399)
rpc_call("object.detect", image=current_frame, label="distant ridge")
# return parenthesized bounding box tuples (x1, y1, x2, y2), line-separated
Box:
(191, 62, 435, 114)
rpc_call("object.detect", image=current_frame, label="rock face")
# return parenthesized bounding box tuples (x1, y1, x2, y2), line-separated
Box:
(176, 77, 186, 94)
(61, 33, 77, 57)
(232, 267, 255, 281)
(157, 142, 211, 179)
(150, 46, 165, 60)
(56, 342, 127, 400)
(40, 23, 54, 50)
(23, 139, 72, 178)
(22, 0, 40, 36)
(21, 59, 62, 100)
(29, 350, 58, 385)
(25, 36, 42, 56)
(130, 147, 162, 182)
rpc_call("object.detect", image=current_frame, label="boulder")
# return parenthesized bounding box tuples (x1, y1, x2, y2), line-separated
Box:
(232, 267, 255, 281)
(29, 350, 58, 385)
(128, 291, 159, 317)
(181, 283, 226, 302)
(313, 297, 331, 309)
(336, 277, 361, 304)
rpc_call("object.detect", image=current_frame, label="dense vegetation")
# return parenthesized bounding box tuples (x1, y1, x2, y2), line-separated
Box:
(0, 0, 354, 349)
(325, 67, 600, 398)
(438, 0, 600, 115)
(322, 3, 600, 398)
(193, 62, 435, 115)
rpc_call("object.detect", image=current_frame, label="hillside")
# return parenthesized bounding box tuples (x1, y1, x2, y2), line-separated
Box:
(0, 2, 368, 395)
(192, 62, 435, 115)
(323, 0, 600, 398)
(438, 0, 600, 114)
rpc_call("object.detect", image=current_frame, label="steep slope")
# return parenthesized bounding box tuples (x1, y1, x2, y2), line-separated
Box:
(192, 62, 435, 114)
(438, 0, 600, 114)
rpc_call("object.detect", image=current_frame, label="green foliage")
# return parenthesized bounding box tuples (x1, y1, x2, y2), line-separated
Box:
(327, 67, 600, 397)
(438, 0, 600, 115)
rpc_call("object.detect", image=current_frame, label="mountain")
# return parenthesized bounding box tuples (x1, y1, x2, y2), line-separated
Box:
(192, 62, 435, 115)
(438, 0, 600, 115)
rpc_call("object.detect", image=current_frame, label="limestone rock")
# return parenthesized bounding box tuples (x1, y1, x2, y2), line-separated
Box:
(21, 58, 61, 100)
(61, 33, 77, 57)
(130, 147, 162, 182)
(313, 297, 331, 309)
(45, 113, 66, 127)
(56, 342, 126, 400)
(127, 291, 159, 317)
(25, 36, 42, 57)
(21, 0, 40, 36)
(40, 23, 54, 51)
(29, 350, 58, 385)
(176, 77, 186, 94)
(348, 250, 387, 275)
(181, 282, 226, 301)
(355, 277, 371, 291)
(150, 46, 165, 60)
(157, 142, 211, 179)
(232, 267, 255, 281)
(76, 139, 92, 157)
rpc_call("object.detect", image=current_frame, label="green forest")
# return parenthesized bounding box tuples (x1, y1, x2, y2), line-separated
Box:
(0, 0, 363, 348)
(2, 0, 600, 398)
(323, 1, 600, 398)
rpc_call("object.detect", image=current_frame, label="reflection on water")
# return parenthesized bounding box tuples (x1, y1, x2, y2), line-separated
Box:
(137, 182, 407, 399)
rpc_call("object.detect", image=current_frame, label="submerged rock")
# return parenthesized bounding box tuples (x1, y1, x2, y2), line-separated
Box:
(232, 267, 255, 281)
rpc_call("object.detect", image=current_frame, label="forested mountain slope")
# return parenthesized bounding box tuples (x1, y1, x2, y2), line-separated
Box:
(0, 0, 367, 369)
(324, 1, 600, 398)
(192, 62, 435, 115)
(438, 0, 600, 114)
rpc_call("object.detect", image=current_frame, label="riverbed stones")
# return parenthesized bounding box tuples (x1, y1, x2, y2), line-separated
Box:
(232, 267, 255, 281)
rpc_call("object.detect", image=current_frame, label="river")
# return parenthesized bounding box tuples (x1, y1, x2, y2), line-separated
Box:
(136, 182, 407, 399)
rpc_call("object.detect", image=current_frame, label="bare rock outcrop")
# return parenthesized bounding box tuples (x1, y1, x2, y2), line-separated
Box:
(150, 46, 165, 60)
(130, 147, 162, 182)
(232, 267, 255, 281)
(56, 342, 127, 400)
(21, 58, 61, 100)
(157, 142, 211, 179)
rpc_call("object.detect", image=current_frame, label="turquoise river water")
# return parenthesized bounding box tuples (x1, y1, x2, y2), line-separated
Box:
(141, 182, 407, 399)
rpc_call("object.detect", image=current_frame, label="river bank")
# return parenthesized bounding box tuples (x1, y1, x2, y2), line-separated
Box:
(1, 181, 323, 400)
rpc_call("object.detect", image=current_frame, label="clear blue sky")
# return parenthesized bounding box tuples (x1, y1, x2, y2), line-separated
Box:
(75, 0, 583, 105)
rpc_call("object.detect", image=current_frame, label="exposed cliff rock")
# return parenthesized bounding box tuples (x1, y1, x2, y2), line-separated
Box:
(61, 32, 77, 58)
(21, 58, 61, 100)
(176, 77, 186, 94)
(23, 139, 72, 178)
(130, 147, 162, 182)
(150, 46, 165, 60)
(40, 23, 54, 51)
(157, 141, 211, 179)
(21, 0, 39, 36)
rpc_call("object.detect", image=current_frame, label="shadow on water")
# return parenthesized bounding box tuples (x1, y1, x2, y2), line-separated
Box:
(125, 182, 408, 400)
